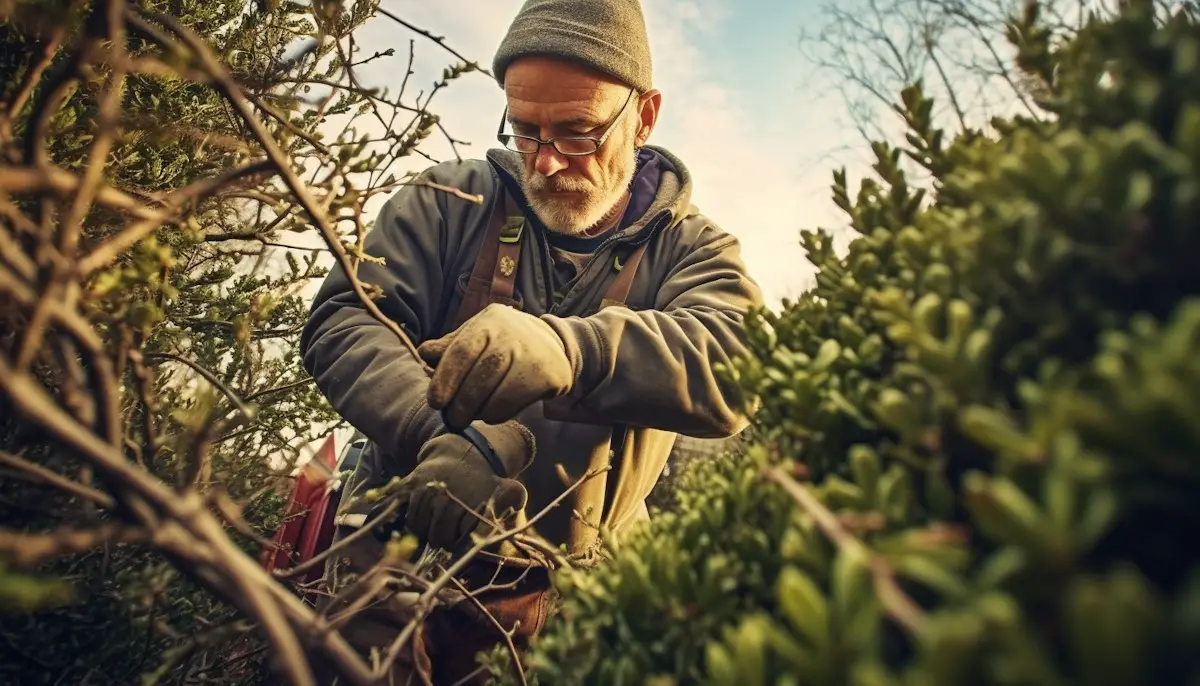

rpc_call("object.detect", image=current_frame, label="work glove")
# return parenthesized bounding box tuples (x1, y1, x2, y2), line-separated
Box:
(397, 420, 535, 551)
(418, 303, 575, 430)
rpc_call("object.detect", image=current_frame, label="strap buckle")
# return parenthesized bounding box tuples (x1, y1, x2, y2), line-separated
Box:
(499, 216, 524, 243)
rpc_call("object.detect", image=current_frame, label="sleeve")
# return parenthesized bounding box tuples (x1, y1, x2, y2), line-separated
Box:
(539, 224, 764, 439)
(298, 162, 490, 462)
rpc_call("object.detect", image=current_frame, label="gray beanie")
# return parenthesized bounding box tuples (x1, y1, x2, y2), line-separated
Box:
(492, 0, 653, 92)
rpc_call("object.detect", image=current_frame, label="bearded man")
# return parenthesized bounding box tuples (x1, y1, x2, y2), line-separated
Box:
(299, 0, 764, 682)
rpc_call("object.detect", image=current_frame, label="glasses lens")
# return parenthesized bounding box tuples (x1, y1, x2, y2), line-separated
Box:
(554, 138, 599, 155)
(501, 135, 540, 153)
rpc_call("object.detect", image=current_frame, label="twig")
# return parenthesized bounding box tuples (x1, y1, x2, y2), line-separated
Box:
(2, 26, 65, 129)
(273, 496, 402, 581)
(0, 523, 148, 568)
(376, 8, 493, 78)
(76, 159, 276, 274)
(59, 0, 130, 267)
(764, 466, 926, 633)
(244, 377, 316, 402)
(0, 166, 166, 220)
(446, 574, 528, 686)
(143, 351, 258, 421)
(131, 9, 434, 375)
(378, 465, 609, 675)
(0, 450, 115, 508)
(409, 178, 483, 205)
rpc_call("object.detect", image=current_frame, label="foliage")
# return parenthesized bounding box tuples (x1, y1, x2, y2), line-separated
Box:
(497, 1, 1200, 684)
(0, 0, 480, 682)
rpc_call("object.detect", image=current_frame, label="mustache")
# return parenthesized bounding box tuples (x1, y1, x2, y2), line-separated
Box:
(526, 174, 592, 194)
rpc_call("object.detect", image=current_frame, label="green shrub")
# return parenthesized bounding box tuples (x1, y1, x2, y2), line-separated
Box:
(499, 1, 1200, 684)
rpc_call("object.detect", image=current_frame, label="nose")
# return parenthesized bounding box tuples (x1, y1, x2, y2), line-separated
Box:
(533, 143, 568, 177)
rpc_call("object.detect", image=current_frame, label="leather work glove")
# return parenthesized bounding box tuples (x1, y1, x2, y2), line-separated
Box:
(398, 420, 535, 550)
(418, 303, 575, 430)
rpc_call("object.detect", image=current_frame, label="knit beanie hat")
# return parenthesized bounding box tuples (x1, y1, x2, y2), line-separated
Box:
(492, 0, 653, 92)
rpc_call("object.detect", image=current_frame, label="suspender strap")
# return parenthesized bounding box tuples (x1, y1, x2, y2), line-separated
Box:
(600, 241, 649, 309)
(451, 191, 525, 330)
(594, 239, 651, 520)
(442, 195, 662, 538)
(493, 209, 524, 301)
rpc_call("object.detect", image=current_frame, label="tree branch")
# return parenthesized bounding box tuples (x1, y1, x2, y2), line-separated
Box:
(0, 450, 115, 509)
(0, 523, 149, 568)
(765, 465, 927, 633)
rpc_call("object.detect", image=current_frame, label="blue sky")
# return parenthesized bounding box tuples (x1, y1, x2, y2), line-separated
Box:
(336, 0, 873, 307)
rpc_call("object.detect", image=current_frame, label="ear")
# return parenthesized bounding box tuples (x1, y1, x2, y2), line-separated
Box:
(634, 89, 662, 147)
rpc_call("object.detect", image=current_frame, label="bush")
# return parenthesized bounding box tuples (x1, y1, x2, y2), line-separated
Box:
(500, 1, 1200, 684)
(0, 0, 469, 682)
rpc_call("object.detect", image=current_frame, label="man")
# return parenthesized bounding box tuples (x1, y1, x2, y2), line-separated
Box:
(299, 0, 763, 681)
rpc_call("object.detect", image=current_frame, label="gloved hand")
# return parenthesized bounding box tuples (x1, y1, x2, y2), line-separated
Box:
(418, 303, 575, 430)
(398, 420, 535, 550)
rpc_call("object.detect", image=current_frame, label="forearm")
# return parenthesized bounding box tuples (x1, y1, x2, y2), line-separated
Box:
(540, 227, 763, 437)
(541, 305, 753, 438)
(300, 303, 446, 459)
(298, 168, 463, 460)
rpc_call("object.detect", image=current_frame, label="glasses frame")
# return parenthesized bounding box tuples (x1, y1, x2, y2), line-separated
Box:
(497, 88, 637, 156)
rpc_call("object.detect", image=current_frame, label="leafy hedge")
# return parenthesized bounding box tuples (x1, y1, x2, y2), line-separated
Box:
(492, 1, 1200, 684)
(0, 2, 359, 681)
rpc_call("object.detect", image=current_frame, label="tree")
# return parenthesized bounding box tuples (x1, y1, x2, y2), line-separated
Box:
(0, 0, 501, 682)
(797, 0, 1195, 178)
(493, 1, 1200, 683)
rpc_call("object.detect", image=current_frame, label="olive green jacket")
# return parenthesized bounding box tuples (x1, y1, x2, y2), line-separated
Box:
(299, 145, 763, 563)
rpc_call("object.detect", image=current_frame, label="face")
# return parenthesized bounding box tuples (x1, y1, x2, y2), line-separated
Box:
(502, 56, 660, 236)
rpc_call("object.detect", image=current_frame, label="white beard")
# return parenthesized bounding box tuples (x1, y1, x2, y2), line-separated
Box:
(520, 143, 639, 237)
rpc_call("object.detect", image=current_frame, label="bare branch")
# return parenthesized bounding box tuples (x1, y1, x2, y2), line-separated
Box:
(765, 466, 927, 633)
(378, 465, 610, 675)
(0, 2, 508, 683)
(376, 8, 493, 78)
(0, 450, 115, 508)
(0, 523, 149, 568)
(130, 9, 435, 375)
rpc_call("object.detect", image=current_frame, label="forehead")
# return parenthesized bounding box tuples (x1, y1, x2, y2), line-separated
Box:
(504, 57, 626, 127)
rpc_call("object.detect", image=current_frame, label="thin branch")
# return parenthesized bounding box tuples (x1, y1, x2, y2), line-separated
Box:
(0, 166, 167, 220)
(0, 450, 115, 508)
(378, 465, 609, 675)
(1, 26, 65, 129)
(765, 466, 927, 633)
(76, 159, 276, 274)
(0, 523, 149, 568)
(924, 38, 968, 130)
(446, 573, 528, 686)
(376, 8, 493, 78)
(143, 351, 258, 421)
(273, 496, 402, 581)
(131, 9, 434, 376)
(244, 377, 315, 403)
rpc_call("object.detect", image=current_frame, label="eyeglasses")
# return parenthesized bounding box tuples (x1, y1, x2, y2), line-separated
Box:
(497, 88, 636, 156)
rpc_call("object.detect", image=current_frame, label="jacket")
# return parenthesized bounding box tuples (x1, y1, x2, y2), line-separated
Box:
(299, 144, 764, 563)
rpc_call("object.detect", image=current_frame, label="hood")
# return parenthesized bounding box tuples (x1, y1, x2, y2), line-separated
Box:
(485, 144, 698, 243)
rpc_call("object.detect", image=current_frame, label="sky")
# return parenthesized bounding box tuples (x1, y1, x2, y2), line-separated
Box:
(336, 0, 871, 309)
